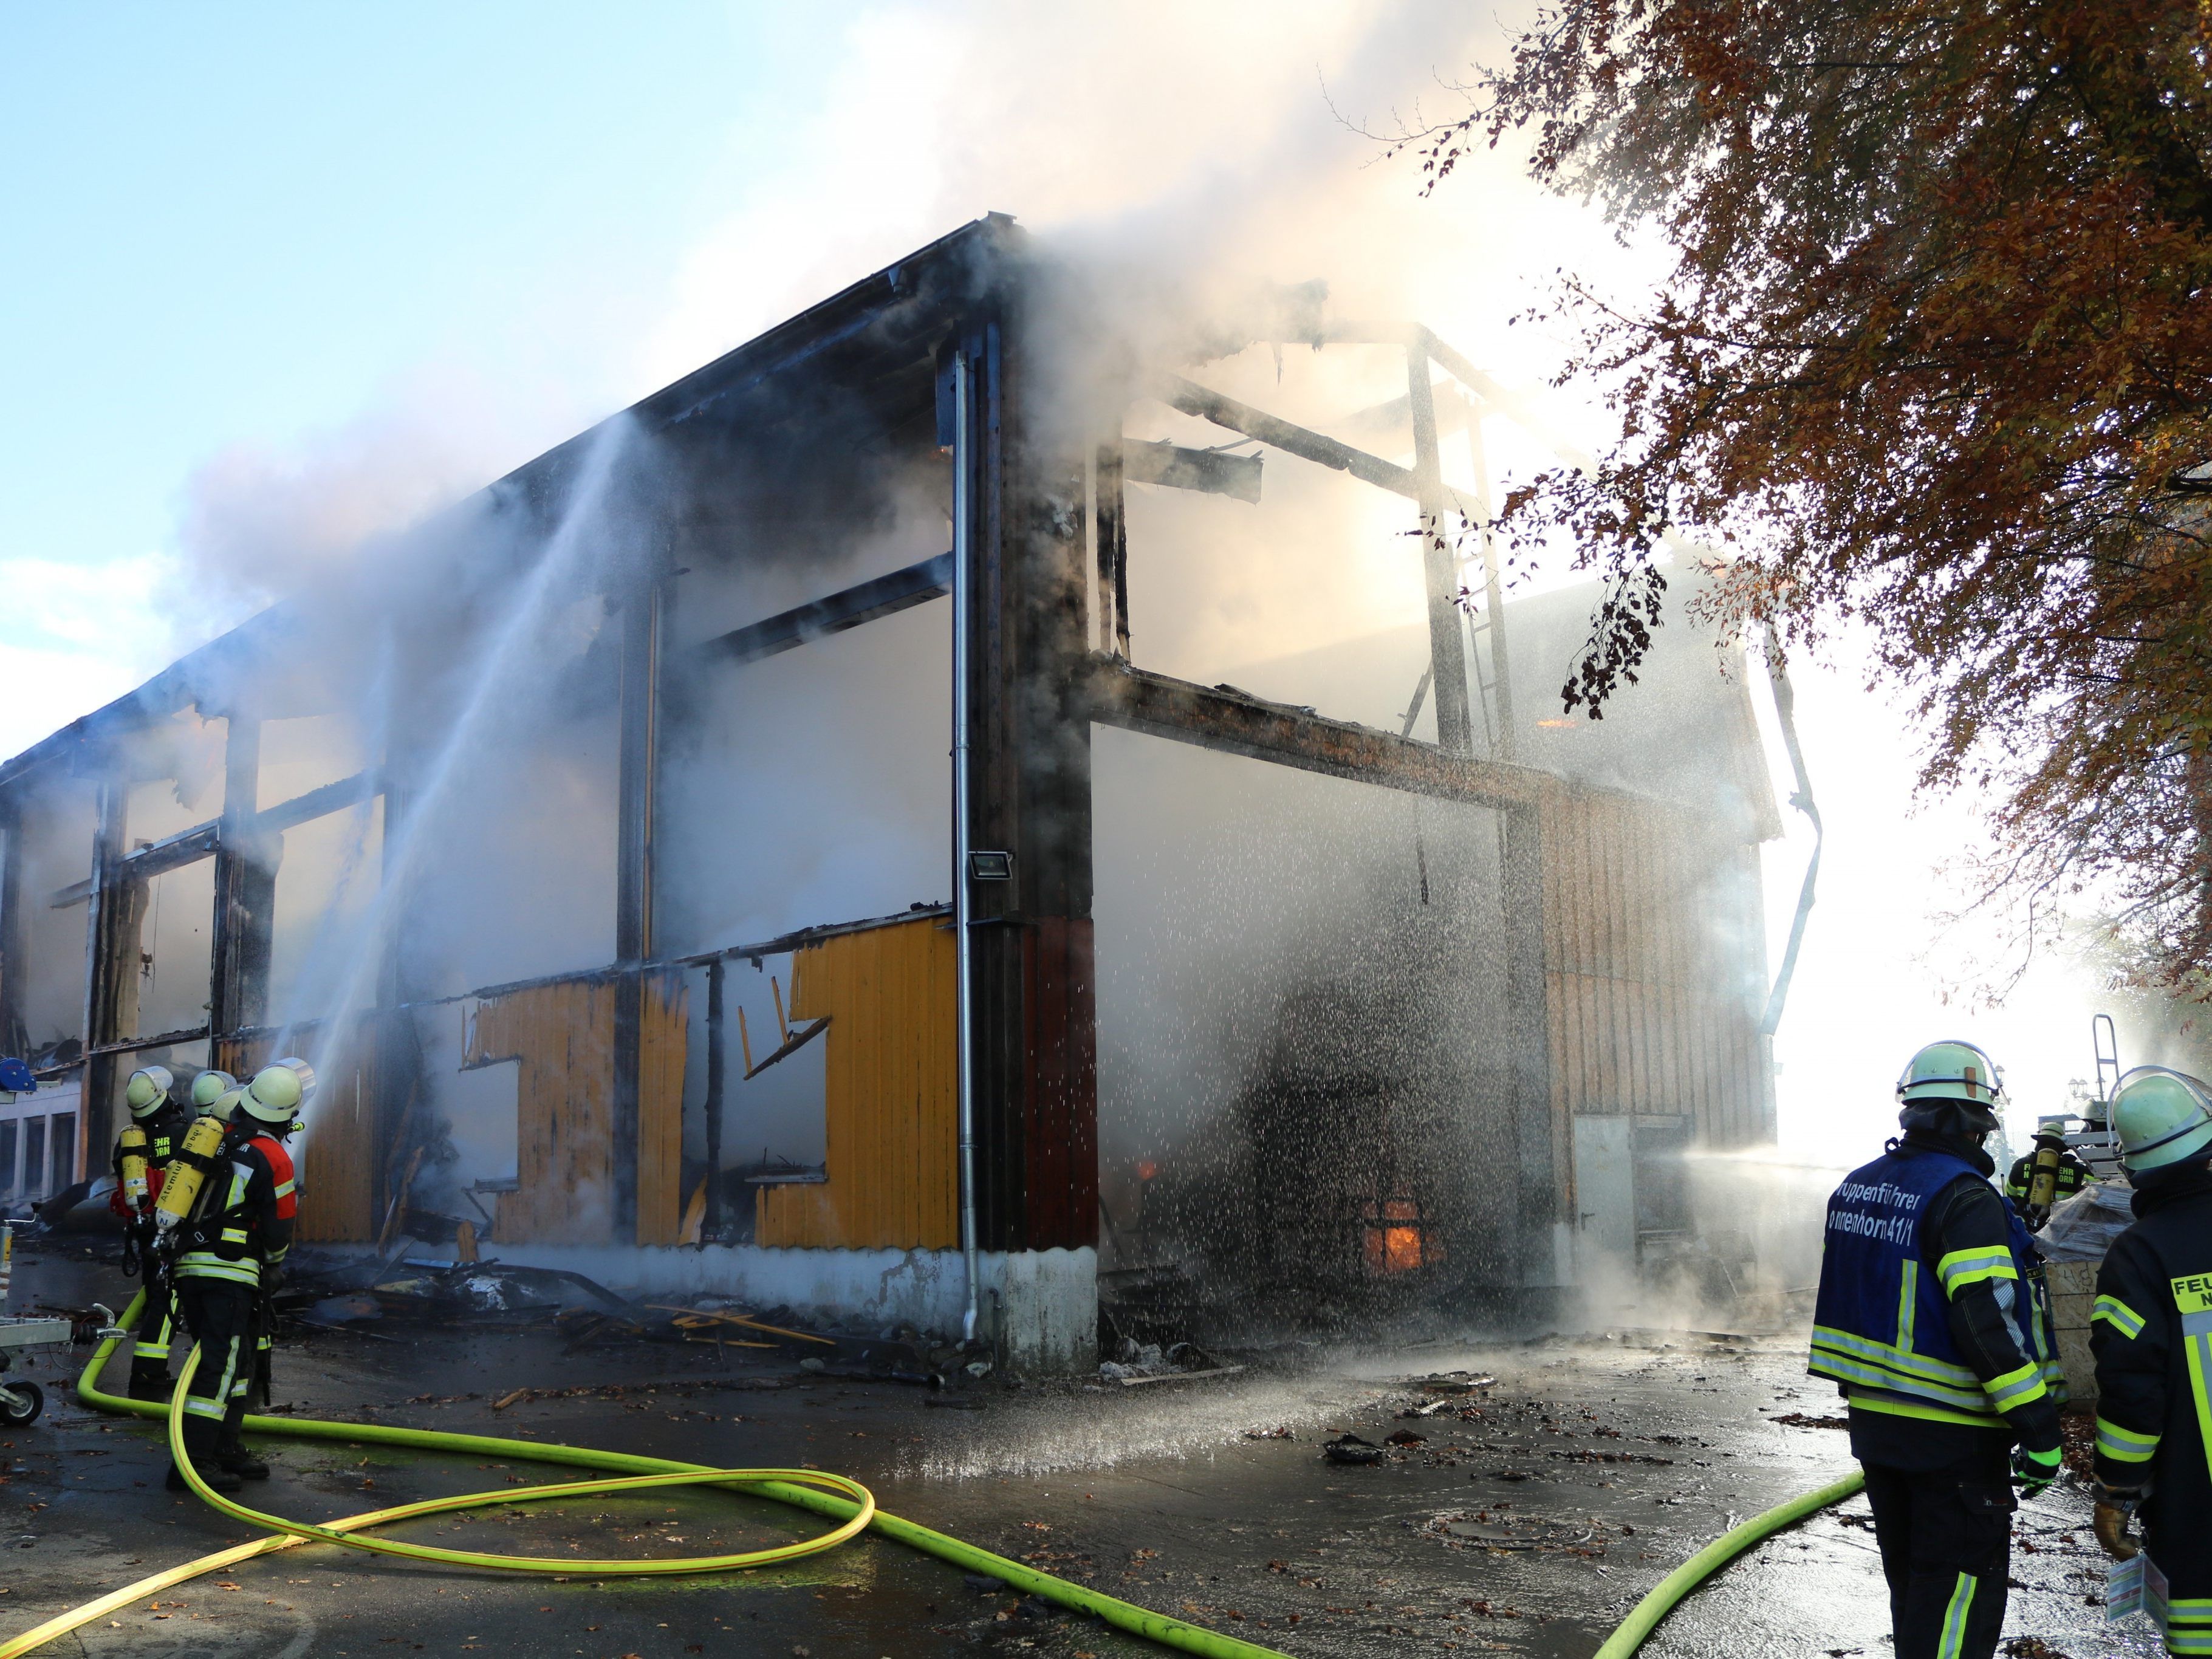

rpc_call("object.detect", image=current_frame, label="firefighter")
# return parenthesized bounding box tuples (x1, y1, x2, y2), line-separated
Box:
(109, 1066, 190, 1400)
(134, 1067, 236, 1397)
(164, 1064, 300, 1493)
(1809, 1041, 2066, 1659)
(2087, 1066, 2212, 1656)
(2002, 1138, 2092, 1225)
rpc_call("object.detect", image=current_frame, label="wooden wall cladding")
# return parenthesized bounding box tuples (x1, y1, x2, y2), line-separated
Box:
(755, 914, 957, 1251)
(292, 1035, 375, 1243)
(465, 977, 618, 1243)
(1537, 785, 1772, 1158)
(457, 970, 689, 1246)
(635, 970, 688, 1247)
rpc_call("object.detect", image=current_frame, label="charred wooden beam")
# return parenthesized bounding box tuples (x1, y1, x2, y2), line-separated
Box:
(0, 792, 22, 1054)
(78, 781, 131, 1164)
(612, 573, 664, 1245)
(50, 771, 379, 910)
(1081, 655, 1546, 810)
(51, 821, 218, 908)
(258, 769, 382, 836)
(1122, 439, 1263, 504)
(208, 716, 275, 1066)
(30, 1024, 215, 1079)
(696, 552, 954, 667)
(1094, 445, 1130, 658)
(1407, 351, 1475, 758)
(1161, 375, 1419, 499)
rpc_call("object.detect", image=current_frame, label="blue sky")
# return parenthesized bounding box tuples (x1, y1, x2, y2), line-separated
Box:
(1, 2, 840, 744)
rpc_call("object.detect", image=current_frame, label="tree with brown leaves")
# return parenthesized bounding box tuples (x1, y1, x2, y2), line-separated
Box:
(1409, 0, 2212, 983)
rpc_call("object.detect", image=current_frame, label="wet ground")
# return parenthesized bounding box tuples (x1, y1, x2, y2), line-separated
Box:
(0, 1243, 2161, 1659)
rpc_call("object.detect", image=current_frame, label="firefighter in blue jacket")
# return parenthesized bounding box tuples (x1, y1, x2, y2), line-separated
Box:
(1809, 1041, 2066, 1659)
(2087, 1066, 2212, 1657)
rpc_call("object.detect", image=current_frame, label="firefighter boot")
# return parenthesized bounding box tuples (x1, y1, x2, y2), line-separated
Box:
(166, 1415, 243, 1494)
(128, 1357, 174, 1402)
(216, 1429, 270, 1480)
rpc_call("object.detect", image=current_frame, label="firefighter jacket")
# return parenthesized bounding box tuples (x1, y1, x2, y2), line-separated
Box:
(1812, 1135, 2065, 1447)
(173, 1129, 296, 1288)
(2004, 1149, 2091, 1209)
(109, 1103, 191, 1217)
(2089, 1161, 2212, 1561)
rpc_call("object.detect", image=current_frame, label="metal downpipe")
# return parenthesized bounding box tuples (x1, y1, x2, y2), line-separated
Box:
(951, 349, 982, 1347)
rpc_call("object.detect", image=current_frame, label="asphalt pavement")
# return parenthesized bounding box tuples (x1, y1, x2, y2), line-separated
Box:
(0, 1242, 2161, 1658)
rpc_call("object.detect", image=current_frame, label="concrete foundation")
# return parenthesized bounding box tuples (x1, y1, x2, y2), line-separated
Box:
(365, 1241, 1100, 1373)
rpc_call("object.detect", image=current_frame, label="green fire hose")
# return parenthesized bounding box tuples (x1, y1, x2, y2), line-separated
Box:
(0, 1293, 1862, 1659)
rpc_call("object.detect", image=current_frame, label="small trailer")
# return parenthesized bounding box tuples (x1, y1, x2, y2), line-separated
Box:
(0, 1221, 75, 1425)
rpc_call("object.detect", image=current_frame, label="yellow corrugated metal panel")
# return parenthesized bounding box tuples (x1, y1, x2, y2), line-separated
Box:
(755, 914, 956, 1251)
(467, 977, 617, 1244)
(636, 970, 688, 1247)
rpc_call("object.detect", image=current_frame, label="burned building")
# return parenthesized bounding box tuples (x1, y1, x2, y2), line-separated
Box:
(0, 216, 1782, 1366)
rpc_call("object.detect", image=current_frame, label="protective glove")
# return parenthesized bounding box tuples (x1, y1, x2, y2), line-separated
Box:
(2092, 1482, 2142, 1560)
(2011, 1441, 2063, 1498)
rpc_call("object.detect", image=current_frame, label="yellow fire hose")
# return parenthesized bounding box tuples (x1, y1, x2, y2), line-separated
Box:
(1589, 1469, 1866, 1659)
(3, 1291, 1292, 1659)
(1, 1293, 1863, 1659)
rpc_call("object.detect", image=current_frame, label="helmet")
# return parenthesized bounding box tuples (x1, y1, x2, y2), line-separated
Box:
(1896, 1040, 2005, 1136)
(125, 1065, 176, 1118)
(208, 1087, 244, 1123)
(2111, 1067, 2212, 1175)
(237, 1064, 304, 1127)
(270, 1055, 318, 1106)
(188, 1069, 236, 1114)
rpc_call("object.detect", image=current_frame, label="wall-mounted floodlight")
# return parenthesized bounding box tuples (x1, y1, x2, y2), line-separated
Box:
(967, 850, 1014, 881)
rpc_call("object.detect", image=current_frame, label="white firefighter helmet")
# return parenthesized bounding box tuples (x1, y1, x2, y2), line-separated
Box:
(270, 1055, 318, 1106)
(1895, 1039, 2005, 1136)
(1896, 1040, 2006, 1108)
(2111, 1067, 2212, 1177)
(188, 1068, 236, 1114)
(237, 1064, 304, 1127)
(124, 1065, 175, 1119)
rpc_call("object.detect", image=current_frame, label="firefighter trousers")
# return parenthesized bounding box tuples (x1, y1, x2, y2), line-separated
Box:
(131, 1270, 176, 1370)
(173, 1275, 255, 1463)
(2146, 1548, 2212, 1656)
(1861, 1452, 2015, 1659)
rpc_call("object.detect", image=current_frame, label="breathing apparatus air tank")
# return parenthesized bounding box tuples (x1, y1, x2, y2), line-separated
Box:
(152, 1114, 230, 1237)
(117, 1123, 152, 1209)
(2024, 1124, 2069, 1214)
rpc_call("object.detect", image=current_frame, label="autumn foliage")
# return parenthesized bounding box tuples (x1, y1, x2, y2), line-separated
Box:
(1418, 0, 2212, 982)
